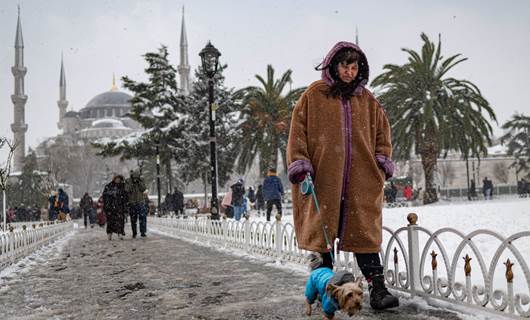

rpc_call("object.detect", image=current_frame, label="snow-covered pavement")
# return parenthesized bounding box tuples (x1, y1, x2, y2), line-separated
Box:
(0, 225, 469, 319)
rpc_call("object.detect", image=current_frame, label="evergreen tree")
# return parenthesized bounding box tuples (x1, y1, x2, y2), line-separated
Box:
(7, 151, 47, 208)
(94, 45, 190, 193)
(501, 113, 530, 178)
(181, 64, 239, 188)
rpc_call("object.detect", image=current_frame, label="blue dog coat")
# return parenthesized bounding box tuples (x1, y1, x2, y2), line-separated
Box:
(305, 268, 356, 317)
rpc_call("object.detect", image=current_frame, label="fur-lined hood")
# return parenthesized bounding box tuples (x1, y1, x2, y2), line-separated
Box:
(320, 41, 370, 96)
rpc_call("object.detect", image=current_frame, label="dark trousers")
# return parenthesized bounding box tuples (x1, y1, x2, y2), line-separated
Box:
(129, 203, 147, 236)
(83, 211, 89, 228)
(266, 199, 282, 221)
(320, 252, 383, 280)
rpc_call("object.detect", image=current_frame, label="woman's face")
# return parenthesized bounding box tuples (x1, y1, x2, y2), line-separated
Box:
(337, 61, 359, 83)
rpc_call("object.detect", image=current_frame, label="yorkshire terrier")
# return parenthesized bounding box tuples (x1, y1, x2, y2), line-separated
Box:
(304, 253, 363, 319)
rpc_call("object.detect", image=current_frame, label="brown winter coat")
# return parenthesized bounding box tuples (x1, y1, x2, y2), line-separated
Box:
(287, 42, 392, 253)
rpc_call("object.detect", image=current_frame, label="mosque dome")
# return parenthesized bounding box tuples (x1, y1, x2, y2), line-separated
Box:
(78, 80, 132, 120)
(85, 91, 132, 109)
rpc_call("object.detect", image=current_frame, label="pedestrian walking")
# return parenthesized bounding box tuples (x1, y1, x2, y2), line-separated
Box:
(57, 188, 70, 221)
(482, 176, 493, 200)
(48, 191, 58, 221)
(96, 196, 106, 227)
(172, 188, 184, 216)
(80, 193, 93, 229)
(255, 184, 265, 216)
(162, 192, 174, 215)
(221, 188, 233, 218)
(287, 41, 399, 310)
(102, 175, 128, 240)
(89, 200, 97, 227)
(263, 168, 284, 221)
(247, 186, 256, 209)
(230, 178, 246, 221)
(125, 170, 147, 238)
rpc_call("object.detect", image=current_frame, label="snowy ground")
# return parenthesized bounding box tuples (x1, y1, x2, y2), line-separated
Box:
(0, 226, 465, 320)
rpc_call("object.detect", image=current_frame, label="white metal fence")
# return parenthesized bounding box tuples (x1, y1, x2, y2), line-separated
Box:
(149, 215, 530, 319)
(0, 221, 73, 269)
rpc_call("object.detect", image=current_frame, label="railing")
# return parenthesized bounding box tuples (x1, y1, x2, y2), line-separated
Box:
(0, 221, 73, 269)
(149, 215, 529, 319)
(440, 186, 521, 200)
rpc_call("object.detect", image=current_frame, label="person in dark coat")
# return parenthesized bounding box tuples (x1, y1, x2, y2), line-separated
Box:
(102, 175, 128, 240)
(57, 188, 70, 221)
(482, 177, 493, 200)
(172, 188, 184, 216)
(162, 192, 174, 215)
(247, 186, 256, 208)
(262, 168, 285, 221)
(255, 185, 265, 215)
(80, 193, 93, 229)
(48, 192, 58, 221)
(125, 170, 147, 238)
(230, 179, 246, 221)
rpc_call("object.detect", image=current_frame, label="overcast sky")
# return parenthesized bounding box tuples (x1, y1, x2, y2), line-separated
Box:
(1, 0, 530, 162)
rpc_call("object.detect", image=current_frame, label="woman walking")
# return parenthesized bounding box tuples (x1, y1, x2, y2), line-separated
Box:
(287, 41, 398, 310)
(102, 175, 128, 240)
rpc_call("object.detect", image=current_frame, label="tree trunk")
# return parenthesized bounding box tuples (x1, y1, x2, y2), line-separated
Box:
(271, 139, 279, 172)
(421, 140, 438, 204)
(259, 153, 269, 178)
(2, 189, 6, 232)
(166, 160, 173, 194)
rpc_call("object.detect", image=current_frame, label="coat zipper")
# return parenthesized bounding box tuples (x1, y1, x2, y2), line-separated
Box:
(338, 98, 352, 250)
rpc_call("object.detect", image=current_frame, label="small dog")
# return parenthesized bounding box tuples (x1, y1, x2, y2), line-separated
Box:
(304, 253, 363, 319)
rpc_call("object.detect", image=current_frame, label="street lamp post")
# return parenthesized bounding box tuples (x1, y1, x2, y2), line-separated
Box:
(155, 132, 162, 215)
(199, 41, 221, 220)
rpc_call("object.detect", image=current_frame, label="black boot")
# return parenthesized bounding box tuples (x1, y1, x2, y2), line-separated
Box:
(369, 274, 399, 310)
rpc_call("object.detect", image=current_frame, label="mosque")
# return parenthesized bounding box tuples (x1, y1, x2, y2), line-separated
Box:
(9, 6, 191, 196)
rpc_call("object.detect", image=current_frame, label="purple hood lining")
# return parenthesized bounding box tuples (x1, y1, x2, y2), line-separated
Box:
(320, 41, 370, 96)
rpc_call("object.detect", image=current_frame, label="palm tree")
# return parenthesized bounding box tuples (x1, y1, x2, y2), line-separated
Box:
(372, 33, 497, 204)
(501, 113, 530, 178)
(234, 65, 306, 177)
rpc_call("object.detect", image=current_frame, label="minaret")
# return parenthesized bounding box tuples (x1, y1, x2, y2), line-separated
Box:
(111, 73, 118, 91)
(355, 26, 359, 46)
(57, 53, 68, 130)
(11, 5, 28, 172)
(177, 6, 190, 95)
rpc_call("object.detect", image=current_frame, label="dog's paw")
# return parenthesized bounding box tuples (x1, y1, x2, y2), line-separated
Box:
(305, 300, 312, 316)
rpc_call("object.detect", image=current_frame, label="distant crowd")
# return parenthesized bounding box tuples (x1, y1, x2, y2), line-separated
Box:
(220, 167, 285, 222)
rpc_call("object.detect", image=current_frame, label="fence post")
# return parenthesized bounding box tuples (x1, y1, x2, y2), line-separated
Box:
(244, 218, 250, 253)
(275, 217, 283, 263)
(221, 218, 228, 248)
(407, 213, 421, 296)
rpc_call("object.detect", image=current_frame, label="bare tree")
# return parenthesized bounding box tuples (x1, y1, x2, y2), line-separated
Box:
(0, 137, 17, 231)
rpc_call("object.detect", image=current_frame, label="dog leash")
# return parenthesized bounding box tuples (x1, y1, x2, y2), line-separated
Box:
(301, 173, 335, 264)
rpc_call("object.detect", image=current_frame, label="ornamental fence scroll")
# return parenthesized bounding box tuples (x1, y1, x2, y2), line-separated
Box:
(0, 221, 73, 269)
(149, 215, 530, 319)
